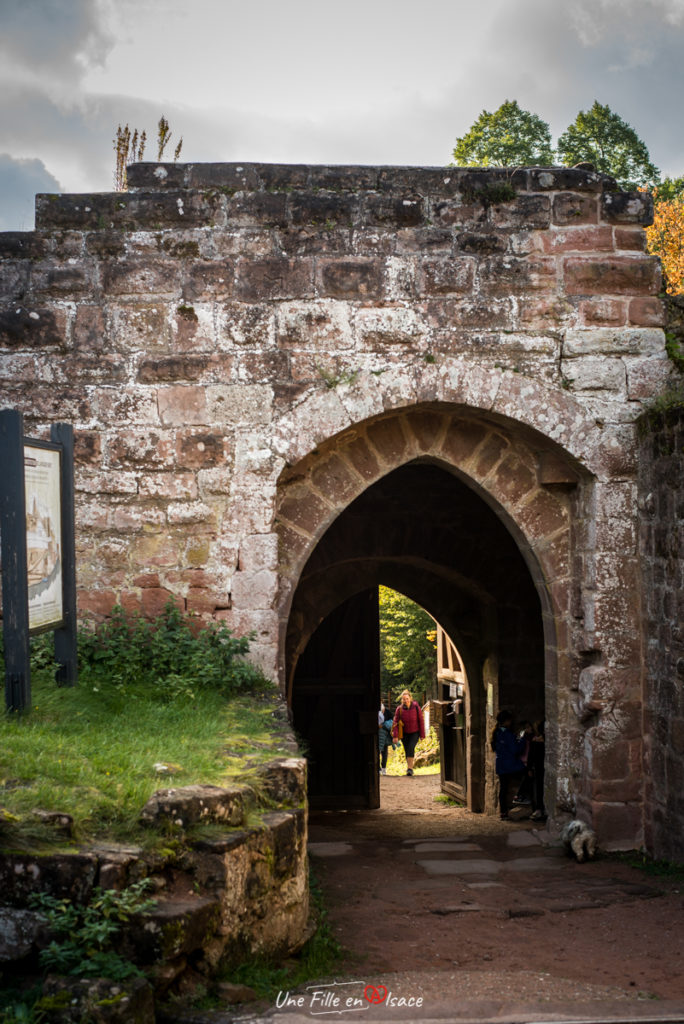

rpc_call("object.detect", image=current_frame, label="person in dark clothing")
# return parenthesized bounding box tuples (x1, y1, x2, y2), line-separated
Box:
(378, 705, 395, 775)
(393, 689, 425, 776)
(491, 709, 526, 820)
(512, 721, 534, 806)
(528, 720, 547, 820)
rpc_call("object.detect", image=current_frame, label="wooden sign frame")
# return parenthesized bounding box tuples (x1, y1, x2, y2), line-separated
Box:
(0, 410, 77, 711)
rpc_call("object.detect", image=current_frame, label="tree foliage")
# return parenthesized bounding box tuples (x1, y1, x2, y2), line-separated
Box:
(557, 101, 658, 190)
(655, 176, 684, 203)
(646, 189, 684, 295)
(452, 99, 554, 167)
(379, 586, 437, 702)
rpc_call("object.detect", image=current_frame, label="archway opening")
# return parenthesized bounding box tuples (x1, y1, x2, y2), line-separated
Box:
(288, 459, 546, 814)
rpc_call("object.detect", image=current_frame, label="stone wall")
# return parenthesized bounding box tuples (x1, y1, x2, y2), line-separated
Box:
(639, 405, 684, 861)
(0, 161, 675, 848)
(0, 757, 309, 1006)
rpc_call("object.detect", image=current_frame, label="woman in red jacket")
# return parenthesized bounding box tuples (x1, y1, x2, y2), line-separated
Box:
(393, 689, 425, 777)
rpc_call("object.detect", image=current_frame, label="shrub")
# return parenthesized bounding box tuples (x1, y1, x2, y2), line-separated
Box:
(78, 601, 268, 701)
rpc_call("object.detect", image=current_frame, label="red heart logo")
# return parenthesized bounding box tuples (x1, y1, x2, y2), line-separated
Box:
(364, 985, 388, 1004)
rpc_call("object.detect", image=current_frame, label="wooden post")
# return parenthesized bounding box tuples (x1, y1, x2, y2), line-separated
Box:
(51, 422, 77, 686)
(0, 409, 31, 711)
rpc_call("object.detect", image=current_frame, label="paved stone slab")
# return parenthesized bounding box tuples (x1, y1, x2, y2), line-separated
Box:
(411, 842, 483, 853)
(417, 858, 501, 876)
(500, 856, 559, 872)
(308, 842, 354, 857)
(402, 836, 473, 844)
(506, 830, 542, 847)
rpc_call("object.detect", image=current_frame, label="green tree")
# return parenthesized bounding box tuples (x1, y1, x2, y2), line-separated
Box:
(452, 99, 554, 167)
(379, 586, 437, 702)
(655, 175, 684, 203)
(557, 101, 659, 190)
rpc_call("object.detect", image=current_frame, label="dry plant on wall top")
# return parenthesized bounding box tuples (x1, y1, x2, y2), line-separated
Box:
(113, 115, 183, 191)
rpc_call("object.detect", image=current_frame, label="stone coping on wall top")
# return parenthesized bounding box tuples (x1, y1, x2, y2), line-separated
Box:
(123, 161, 617, 195)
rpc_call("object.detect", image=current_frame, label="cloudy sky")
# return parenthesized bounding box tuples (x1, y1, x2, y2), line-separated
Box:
(1, 0, 684, 230)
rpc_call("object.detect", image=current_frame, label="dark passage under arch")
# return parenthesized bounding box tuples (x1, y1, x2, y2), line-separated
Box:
(289, 460, 545, 813)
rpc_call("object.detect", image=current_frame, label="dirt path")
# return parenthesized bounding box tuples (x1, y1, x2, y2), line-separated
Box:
(176, 774, 684, 1023)
(302, 774, 684, 1021)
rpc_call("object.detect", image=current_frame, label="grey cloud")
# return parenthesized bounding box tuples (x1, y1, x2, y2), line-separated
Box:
(0, 155, 61, 231)
(0, 0, 112, 79)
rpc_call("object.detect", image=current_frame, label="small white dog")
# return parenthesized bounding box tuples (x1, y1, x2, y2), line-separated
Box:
(561, 819, 598, 862)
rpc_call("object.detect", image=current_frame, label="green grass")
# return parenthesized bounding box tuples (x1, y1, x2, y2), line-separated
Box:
(611, 850, 684, 882)
(0, 616, 292, 850)
(385, 728, 440, 776)
(434, 793, 463, 806)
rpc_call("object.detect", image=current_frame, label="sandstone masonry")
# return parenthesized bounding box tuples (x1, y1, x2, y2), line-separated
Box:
(0, 162, 676, 851)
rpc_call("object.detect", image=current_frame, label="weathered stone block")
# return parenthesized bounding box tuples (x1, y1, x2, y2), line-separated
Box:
(479, 255, 557, 295)
(628, 296, 665, 327)
(102, 258, 181, 296)
(0, 908, 43, 962)
(0, 853, 97, 905)
(578, 298, 627, 326)
(404, 410, 445, 453)
(528, 167, 605, 192)
(315, 257, 385, 300)
(563, 327, 665, 357)
(0, 260, 30, 300)
(39, 976, 155, 1024)
(396, 227, 454, 253)
(487, 194, 551, 229)
(563, 356, 626, 392)
(78, 589, 119, 618)
(355, 305, 425, 349)
(343, 434, 382, 480)
(124, 896, 221, 964)
(181, 260, 235, 300)
(363, 194, 425, 228)
(276, 300, 353, 351)
(365, 416, 409, 465)
(564, 256, 661, 295)
(614, 227, 647, 252)
(236, 257, 314, 301)
(552, 192, 599, 225)
(589, 800, 643, 849)
(601, 191, 653, 225)
(490, 453, 537, 507)
(257, 758, 307, 806)
(140, 784, 250, 828)
(157, 385, 208, 426)
(455, 230, 508, 254)
(543, 226, 613, 253)
(290, 191, 359, 227)
(228, 191, 289, 228)
(310, 452, 360, 505)
(176, 431, 230, 469)
(0, 305, 67, 348)
(417, 257, 474, 295)
(231, 569, 278, 610)
(0, 231, 48, 258)
(625, 354, 673, 400)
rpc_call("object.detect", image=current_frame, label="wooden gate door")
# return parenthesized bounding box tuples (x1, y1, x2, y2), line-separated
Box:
(291, 589, 380, 810)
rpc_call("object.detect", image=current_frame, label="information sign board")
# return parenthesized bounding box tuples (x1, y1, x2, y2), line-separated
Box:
(25, 443, 64, 632)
